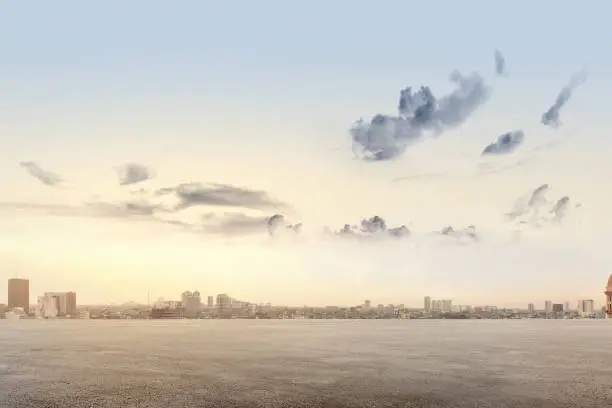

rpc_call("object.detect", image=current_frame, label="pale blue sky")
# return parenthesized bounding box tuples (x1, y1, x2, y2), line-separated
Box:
(0, 1, 611, 307)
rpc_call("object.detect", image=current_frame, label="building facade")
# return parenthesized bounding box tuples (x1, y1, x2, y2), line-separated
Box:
(424, 296, 431, 313)
(44, 292, 77, 316)
(544, 300, 552, 314)
(8, 278, 29, 312)
(216, 293, 231, 316)
(578, 299, 594, 317)
(181, 290, 202, 318)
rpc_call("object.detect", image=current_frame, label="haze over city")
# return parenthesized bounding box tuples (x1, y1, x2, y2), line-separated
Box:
(1, 1, 611, 308)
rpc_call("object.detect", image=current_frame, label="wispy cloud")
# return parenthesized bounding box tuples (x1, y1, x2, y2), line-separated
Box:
(541, 69, 587, 128)
(156, 182, 289, 212)
(117, 163, 154, 186)
(19, 162, 63, 187)
(494, 49, 507, 76)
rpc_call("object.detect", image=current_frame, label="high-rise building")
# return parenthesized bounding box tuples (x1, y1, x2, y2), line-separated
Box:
(564, 301, 570, 313)
(424, 296, 431, 313)
(8, 278, 29, 312)
(364, 299, 371, 309)
(36, 294, 59, 318)
(207, 296, 214, 308)
(578, 299, 594, 317)
(442, 300, 452, 312)
(527, 303, 535, 313)
(605, 274, 612, 319)
(216, 293, 231, 316)
(552, 303, 563, 313)
(544, 300, 552, 314)
(44, 292, 77, 316)
(181, 290, 202, 318)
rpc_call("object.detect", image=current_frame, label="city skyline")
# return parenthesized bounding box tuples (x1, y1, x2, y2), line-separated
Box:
(1, 2, 612, 305)
(1, 276, 609, 311)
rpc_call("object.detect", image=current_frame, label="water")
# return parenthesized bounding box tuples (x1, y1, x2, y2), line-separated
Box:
(0, 319, 610, 407)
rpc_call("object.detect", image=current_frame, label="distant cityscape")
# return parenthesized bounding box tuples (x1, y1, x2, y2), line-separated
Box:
(2, 274, 612, 320)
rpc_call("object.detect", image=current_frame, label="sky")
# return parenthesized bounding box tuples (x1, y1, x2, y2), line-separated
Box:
(0, 1, 611, 308)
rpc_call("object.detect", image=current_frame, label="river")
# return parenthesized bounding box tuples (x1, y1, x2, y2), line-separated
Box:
(0, 319, 610, 407)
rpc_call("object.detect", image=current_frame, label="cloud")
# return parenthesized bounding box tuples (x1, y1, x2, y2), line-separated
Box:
(156, 182, 289, 212)
(541, 70, 587, 128)
(494, 49, 507, 76)
(437, 225, 479, 242)
(196, 212, 270, 236)
(0, 198, 169, 223)
(551, 196, 570, 222)
(83, 199, 168, 218)
(506, 183, 549, 220)
(266, 214, 302, 237)
(481, 130, 524, 156)
(19, 162, 63, 186)
(506, 184, 576, 227)
(350, 69, 491, 161)
(326, 216, 410, 239)
(117, 163, 154, 186)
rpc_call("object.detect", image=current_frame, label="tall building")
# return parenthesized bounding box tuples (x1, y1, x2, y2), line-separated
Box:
(578, 299, 594, 317)
(181, 290, 202, 318)
(605, 274, 612, 319)
(207, 296, 214, 308)
(564, 301, 570, 313)
(8, 278, 29, 312)
(44, 292, 77, 316)
(216, 293, 231, 316)
(364, 299, 371, 309)
(424, 296, 431, 313)
(544, 300, 552, 314)
(36, 294, 59, 318)
(442, 300, 452, 312)
(527, 303, 535, 313)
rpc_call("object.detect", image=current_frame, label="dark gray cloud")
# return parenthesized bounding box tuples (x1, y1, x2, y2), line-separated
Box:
(494, 50, 507, 76)
(19, 162, 63, 186)
(327, 216, 410, 239)
(351, 69, 491, 161)
(117, 163, 154, 186)
(481, 130, 524, 156)
(541, 70, 587, 128)
(156, 182, 288, 212)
